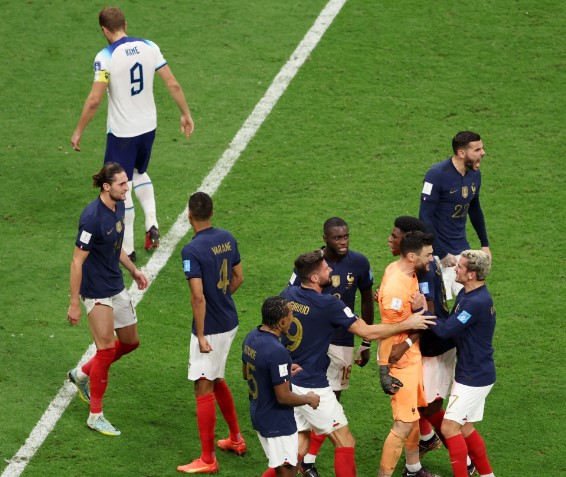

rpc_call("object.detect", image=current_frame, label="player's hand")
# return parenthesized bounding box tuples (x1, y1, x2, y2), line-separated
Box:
(373, 288, 380, 303)
(67, 303, 82, 326)
(181, 113, 195, 138)
(388, 342, 409, 365)
(481, 246, 492, 259)
(379, 365, 403, 395)
(405, 309, 436, 330)
(410, 292, 427, 311)
(290, 363, 303, 376)
(71, 131, 82, 151)
(131, 270, 149, 290)
(306, 391, 320, 410)
(440, 253, 457, 268)
(354, 342, 371, 367)
(198, 336, 213, 353)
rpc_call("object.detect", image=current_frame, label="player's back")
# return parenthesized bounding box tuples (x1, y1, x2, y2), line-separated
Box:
(96, 37, 166, 137)
(182, 227, 240, 334)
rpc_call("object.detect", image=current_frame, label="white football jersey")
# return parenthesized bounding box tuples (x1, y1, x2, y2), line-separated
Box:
(93, 37, 166, 137)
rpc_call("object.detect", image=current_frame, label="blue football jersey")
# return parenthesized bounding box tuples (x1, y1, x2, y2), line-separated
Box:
(181, 227, 240, 335)
(420, 158, 487, 257)
(431, 284, 496, 386)
(242, 327, 297, 438)
(280, 286, 358, 388)
(76, 197, 125, 298)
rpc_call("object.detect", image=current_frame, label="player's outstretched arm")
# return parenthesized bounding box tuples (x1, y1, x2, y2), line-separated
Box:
(349, 309, 435, 342)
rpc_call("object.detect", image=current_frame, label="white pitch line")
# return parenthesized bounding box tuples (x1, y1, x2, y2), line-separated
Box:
(1, 1, 347, 475)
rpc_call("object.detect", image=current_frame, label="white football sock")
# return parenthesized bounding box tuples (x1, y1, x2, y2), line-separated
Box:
(133, 170, 158, 231)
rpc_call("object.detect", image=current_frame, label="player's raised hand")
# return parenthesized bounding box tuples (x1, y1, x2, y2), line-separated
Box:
(306, 391, 320, 410)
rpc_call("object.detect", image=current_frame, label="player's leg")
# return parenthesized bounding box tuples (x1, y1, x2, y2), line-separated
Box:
(257, 433, 299, 477)
(84, 299, 119, 436)
(210, 328, 246, 453)
(133, 130, 160, 251)
(302, 345, 351, 474)
(113, 288, 140, 359)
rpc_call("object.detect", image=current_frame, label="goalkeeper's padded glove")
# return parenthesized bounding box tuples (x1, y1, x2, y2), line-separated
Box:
(379, 365, 403, 395)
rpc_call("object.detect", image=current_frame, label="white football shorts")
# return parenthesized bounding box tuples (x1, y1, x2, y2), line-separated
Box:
(257, 432, 299, 469)
(82, 288, 137, 329)
(326, 344, 354, 391)
(444, 381, 494, 425)
(292, 385, 348, 435)
(422, 347, 457, 403)
(188, 326, 238, 381)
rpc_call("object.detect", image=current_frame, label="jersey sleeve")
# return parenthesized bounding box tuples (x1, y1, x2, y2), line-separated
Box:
(181, 246, 203, 280)
(144, 39, 167, 70)
(76, 214, 98, 251)
(93, 49, 111, 83)
(328, 298, 358, 330)
(420, 167, 442, 204)
(358, 256, 374, 291)
(268, 347, 292, 387)
(432, 298, 485, 339)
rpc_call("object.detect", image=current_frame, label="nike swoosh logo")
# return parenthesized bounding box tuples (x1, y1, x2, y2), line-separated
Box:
(450, 189, 458, 194)
(106, 228, 114, 235)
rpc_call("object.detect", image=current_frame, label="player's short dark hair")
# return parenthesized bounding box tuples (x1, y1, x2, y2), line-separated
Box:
(294, 249, 325, 284)
(394, 216, 426, 233)
(262, 296, 289, 327)
(92, 162, 125, 190)
(188, 192, 213, 220)
(99, 7, 126, 32)
(452, 131, 482, 154)
(323, 217, 348, 234)
(400, 230, 434, 256)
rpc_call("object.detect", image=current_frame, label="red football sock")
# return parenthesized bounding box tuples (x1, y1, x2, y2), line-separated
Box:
(113, 339, 139, 361)
(307, 430, 326, 456)
(89, 347, 116, 413)
(445, 435, 468, 477)
(81, 339, 139, 376)
(419, 417, 433, 437)
(465, 430, 493, 475)
(261, 469, 276, 477)
(334, 447, 356, 477)
(425, 409, 447, 446)
(196, 393, 216, 464)
(214, 380, 241, 441)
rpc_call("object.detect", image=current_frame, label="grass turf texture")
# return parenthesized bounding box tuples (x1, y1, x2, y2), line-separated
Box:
(0, 0, 564, 475)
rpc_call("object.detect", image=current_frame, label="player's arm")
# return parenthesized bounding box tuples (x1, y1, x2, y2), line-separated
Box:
(348, 309, 435, 342)
(468, 196, 490, 253)
(157, 65, 195, 138)
(71, 81, 107, 151)
(188, 277, 211, 352)
(354, 287, 375, 367)
(119, 249, 149, 290)
(67, 246, 89, 325)
(229, 262, 244, 294)
(274, 382, 320, 409)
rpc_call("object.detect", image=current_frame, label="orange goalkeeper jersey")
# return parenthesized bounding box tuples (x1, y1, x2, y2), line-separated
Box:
(377, 261, 421, 368)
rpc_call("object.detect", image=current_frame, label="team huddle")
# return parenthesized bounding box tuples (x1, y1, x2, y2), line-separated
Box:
(66, 7, 497, 477)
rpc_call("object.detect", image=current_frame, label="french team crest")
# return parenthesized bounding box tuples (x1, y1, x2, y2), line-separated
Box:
(471, 184, 477, 195)
(116, 221, 123, 233)
(462, 186, 469, 198)
(332, 275, 340, 287)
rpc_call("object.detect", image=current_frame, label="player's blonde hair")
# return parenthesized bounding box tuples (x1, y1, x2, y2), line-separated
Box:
(461, 250, 491, 281)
